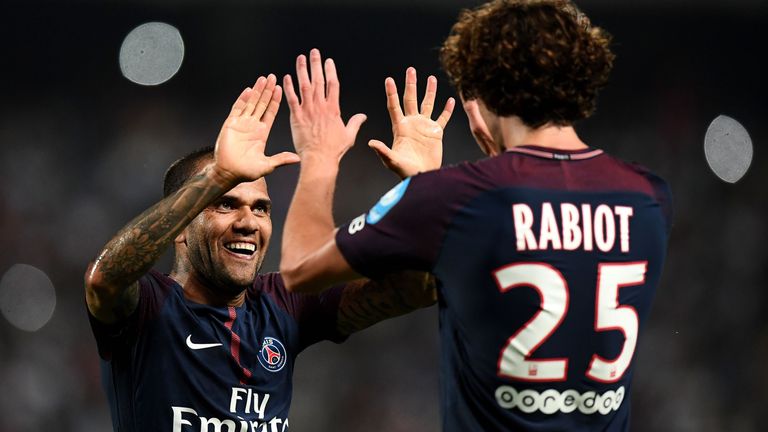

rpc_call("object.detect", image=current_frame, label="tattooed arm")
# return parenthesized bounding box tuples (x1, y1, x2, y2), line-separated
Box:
(85, 75, 299, 323)
(85, 169, 236, 323)
(336, 272, 437, 336)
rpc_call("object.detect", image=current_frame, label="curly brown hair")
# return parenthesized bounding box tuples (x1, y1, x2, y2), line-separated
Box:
(440, 0, 615, 128)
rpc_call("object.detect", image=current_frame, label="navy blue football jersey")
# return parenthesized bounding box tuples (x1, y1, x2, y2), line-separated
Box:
(88, 270, 346, 432)
(336, 146, 672, 431)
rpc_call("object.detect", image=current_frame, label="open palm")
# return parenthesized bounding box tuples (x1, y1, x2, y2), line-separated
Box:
(283, 49, 367, 163)
(369, 68, 455, 179)
(214, 74, 299, 184)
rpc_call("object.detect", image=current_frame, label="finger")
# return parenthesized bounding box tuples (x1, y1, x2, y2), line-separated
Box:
(385, 78, 404, 124)
(403, 67, 418, 116)
(368, 140, 396, 166)
(283, 74, 301, 113)
(369, 140, 406, 178)
(325, 58, 339, 105)
(345, 113, 368, 140)
(261, 85, 282, 130)
(296, 54, 312, 106)
(420, 75, 437, 117)
(268, 151, 302, 170)
(229, 87, 252, 117)
(253, 74, 277, 119)
(436, 97, 456, 129)
(309, 48, 325, 102)
(244, 76, 268, 116)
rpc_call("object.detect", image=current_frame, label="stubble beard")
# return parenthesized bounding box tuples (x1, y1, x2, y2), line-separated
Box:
(189, 246, 264, 297)
(211, 253, 263, 295)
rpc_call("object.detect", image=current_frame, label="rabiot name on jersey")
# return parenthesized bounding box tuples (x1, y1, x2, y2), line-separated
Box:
(513, 203, 633, 253)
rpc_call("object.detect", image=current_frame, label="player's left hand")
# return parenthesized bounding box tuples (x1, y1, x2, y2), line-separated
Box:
(284, 49, 367, 164)
(369, 67, 455, 179)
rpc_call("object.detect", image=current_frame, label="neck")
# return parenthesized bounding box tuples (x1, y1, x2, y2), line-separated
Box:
(499, 116, 587, 152)
(170, 266, 246, 307)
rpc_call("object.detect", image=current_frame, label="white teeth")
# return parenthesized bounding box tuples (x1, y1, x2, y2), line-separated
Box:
(225, 242, 256, 252)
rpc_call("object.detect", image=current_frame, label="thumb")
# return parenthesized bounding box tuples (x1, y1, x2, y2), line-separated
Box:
(369, 140, 407, 179)
(368, 140, 395, 165)
(268, 151, 301, 169)
(345, 113, 368, 138)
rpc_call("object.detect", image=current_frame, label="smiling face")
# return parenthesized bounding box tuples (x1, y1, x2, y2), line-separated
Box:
(180, 177, 272, 294)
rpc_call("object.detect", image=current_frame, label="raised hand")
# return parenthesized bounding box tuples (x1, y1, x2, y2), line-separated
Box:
(368, 67, 455, 179)
(283, 49, 367, 163)
(212, 74, 300, 186)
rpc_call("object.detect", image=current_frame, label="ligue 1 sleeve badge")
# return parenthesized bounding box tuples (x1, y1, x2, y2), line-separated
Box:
(366, 177, 411, 225)
(258, 337, 287, 372)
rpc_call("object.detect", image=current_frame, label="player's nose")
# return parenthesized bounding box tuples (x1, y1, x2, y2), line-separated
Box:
(232, 207, 259, 233)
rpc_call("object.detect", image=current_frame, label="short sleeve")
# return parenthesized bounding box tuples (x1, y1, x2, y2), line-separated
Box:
(629, 162, 674, 235)
(86, 270, 172, 360)
(336, 169, 467, 279)
(650, 174, 674, 235)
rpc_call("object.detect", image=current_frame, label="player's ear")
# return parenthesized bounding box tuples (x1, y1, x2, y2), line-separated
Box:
(175, 229, 187, 245)
(463, 99, 498, 156)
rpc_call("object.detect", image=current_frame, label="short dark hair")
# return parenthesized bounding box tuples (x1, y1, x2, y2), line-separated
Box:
(162, 145, 215, 197)
(440, 0, 615, 128)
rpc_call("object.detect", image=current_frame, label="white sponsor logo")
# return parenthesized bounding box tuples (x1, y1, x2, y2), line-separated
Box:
(171, 387, 288, 432)
(186, 335, 223, 350)
(494, 385, 625, 415)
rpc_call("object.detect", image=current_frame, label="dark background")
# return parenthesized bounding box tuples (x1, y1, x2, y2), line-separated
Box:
(0, 1, 765, 430)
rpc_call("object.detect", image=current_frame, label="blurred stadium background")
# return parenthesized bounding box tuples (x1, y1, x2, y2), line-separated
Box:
(1, 0, 765, 430)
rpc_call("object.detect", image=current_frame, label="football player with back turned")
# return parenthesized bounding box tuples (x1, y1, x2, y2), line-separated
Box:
(280, 1, 672, 431)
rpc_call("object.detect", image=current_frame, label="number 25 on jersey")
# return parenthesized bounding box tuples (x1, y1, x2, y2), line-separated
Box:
(492, 262, 647, 383)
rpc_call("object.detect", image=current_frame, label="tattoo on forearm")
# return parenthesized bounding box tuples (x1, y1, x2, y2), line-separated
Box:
(336, 273, 437, 335)
(94, 170, 228, 291)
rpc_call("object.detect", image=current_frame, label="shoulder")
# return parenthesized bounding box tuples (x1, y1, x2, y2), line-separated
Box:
(137, 269, 180, 303)
(252, 271, 285, 293)
(417, 157, 492, 185)
(250, 272, 297, 314)
(602, 154, 674, 231)
(611, 157, 672, 203)
(393, 158, 497, 205)
(144, 269, 181, 288)
(251, 272, 288, 305)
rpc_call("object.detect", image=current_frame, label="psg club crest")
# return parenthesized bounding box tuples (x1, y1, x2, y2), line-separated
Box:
(258, 337, 287, 372)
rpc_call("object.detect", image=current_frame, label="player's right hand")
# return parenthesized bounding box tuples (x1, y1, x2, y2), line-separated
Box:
(212, 74, 300, 186)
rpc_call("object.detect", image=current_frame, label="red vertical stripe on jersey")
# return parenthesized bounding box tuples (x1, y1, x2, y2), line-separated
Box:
(225, 306, 254, 385)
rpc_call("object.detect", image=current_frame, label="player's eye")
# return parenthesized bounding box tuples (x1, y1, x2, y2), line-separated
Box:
(215, 201, 234, 211)
(253, 203, 271, 216)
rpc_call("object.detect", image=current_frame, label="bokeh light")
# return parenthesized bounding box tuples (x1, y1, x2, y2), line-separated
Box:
(704, 115, 753, 183)
(119, 22, 184, 86)
(0, 264, 57, 332)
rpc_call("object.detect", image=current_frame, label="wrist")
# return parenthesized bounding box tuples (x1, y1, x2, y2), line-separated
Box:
(396, 167, 417, 179)
(299, 151, 342, 170)
(206, 164, 240, 190)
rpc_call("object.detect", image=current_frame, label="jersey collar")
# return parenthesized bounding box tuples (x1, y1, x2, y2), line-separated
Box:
(506, 145, 604, 161)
